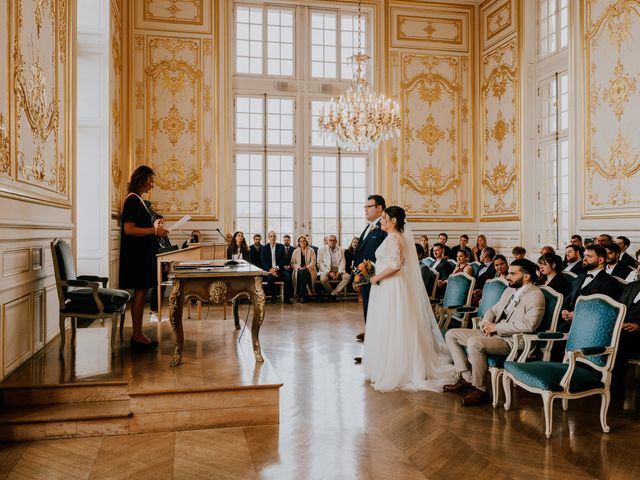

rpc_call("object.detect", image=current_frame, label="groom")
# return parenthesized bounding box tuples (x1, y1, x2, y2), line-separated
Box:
(354, 195, 387, 364)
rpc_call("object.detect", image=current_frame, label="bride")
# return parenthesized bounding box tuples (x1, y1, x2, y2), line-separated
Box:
(363, 206, 455, 392)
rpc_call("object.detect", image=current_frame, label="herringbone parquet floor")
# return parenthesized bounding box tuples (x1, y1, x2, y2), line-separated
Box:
(2, 301, 640, 480)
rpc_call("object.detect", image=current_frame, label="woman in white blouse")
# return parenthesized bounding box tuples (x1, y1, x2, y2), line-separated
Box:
(227, 231, 249, 261)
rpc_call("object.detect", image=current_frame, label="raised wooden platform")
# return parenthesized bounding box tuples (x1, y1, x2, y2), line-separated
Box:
(0, 318, 282, 441)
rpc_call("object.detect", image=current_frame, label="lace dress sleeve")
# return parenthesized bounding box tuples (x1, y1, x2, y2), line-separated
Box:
(386, 234, 404, 269)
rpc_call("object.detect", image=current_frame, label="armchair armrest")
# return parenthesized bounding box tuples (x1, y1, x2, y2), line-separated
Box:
(537, 332, 566, 340)
(471, 317, 481, 330)
(61, 280, 105, 312)
(77, 275, 109, 287)
(456, 306, 477, 314)
(559, 348, 615, 391)
(514, 332, 567, 362)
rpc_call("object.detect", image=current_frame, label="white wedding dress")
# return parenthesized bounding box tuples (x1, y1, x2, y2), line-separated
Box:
(363, 225, 455, 392)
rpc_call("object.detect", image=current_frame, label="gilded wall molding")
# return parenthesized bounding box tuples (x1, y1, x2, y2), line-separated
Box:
(1, 0, 71, 205)
(479, 0, 519, 221)
(130, 0, 218, 221)
(387, 1, 474, 221)
(110, 0, 124, 215)
(135, 0, 212, 34)
(583, 0, 640, 216)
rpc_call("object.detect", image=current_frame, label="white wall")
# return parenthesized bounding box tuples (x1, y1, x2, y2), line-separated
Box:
(77, 0, 110, 276)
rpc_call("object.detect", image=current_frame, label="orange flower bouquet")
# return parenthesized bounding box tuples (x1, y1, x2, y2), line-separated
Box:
(353, 259, 376, 287)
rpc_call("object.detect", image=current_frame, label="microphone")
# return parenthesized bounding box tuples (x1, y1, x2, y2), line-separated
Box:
(216, 228, 228, 242)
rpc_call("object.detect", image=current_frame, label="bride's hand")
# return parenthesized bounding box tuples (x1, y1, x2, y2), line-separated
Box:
(370, 276, 379, 285)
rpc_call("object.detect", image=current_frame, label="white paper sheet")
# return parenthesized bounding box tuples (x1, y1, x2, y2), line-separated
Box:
(165, 215, 191, 232)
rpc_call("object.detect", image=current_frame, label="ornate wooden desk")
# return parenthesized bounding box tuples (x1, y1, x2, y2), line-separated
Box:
(168, 261, 267, 367)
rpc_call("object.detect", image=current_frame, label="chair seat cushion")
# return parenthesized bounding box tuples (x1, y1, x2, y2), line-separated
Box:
(487, 354, 506, 369)
(504, 361, 603, 393)
(66, 288, 130, 314)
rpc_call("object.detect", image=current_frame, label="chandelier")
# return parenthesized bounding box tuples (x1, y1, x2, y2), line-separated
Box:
(317, 2, 401, 152)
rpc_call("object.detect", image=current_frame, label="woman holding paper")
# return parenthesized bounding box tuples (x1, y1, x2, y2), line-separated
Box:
(119, 165, 168, 349)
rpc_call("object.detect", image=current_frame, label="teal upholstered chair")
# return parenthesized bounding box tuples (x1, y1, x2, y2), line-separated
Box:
(502, 294, 626, 438)
(469, 261, 482, 277)
(426, 267, 440, 301)
(422, 257, 436, 268)
(486, 286, 563, 408)
(464, 278, 509, 328)
(51, 239, 130, 356)
(447, 259, 457, 268)
(561, 271, 579, 292)
(437, 273, 475, 330)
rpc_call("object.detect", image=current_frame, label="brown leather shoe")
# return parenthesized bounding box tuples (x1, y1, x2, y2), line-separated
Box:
(461, 387, 490, 406)
(356, 332, 365, 341)
(443, 377, 472, 393)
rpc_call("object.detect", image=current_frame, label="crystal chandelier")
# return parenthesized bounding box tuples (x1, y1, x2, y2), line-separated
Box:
(317, 2, 401, 152)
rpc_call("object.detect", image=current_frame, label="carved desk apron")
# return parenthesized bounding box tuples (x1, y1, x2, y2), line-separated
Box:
(168, 260, 267, 367)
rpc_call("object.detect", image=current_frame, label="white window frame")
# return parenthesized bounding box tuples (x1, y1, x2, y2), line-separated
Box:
(232, 1, 374, 244)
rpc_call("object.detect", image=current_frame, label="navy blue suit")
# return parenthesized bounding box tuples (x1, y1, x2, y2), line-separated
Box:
(354, 220, 387, 321)
(260, 243, 292, 301)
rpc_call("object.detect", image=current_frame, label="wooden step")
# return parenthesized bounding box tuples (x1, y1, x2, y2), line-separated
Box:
(0, 381, 129, 406)
(0, 400, 132, 441)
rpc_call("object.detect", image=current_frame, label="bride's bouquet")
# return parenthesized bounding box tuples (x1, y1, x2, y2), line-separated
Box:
(353, 260, 376, 287)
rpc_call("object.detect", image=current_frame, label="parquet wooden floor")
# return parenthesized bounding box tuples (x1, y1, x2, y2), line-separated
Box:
(2, 301, 640, 479)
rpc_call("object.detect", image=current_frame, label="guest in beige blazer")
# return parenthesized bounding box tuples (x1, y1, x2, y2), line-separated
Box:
(291, 235, 318, 303)
(443, 259, 545, 406)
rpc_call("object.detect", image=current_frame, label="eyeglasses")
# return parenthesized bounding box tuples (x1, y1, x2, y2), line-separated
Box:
(363, 204, 378, 209)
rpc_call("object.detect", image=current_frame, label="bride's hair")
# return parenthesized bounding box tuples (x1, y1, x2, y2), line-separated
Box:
(384, 206, 406, 232)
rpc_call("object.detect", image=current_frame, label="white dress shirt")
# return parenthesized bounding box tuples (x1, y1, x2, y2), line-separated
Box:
(564, 261, 580, 272)
(582, 267, 604, 288)
(362, 216, 382, 241)
(270, 244, 277, 269)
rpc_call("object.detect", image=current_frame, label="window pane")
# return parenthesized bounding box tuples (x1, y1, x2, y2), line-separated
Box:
(341, 14, 366, 80)
(236, 153, 264, 238)
(236, 96, 263, 145)
(311, 12, 337, 78)
(267, 154, 294, 238)
(236, 6, 263, 75)
(267, 97, 295, 145)
(340, 156, 368, 246)
(267, 8, 294, 76)
(311, 100, 337, 147)
(311, 155, 338, 245)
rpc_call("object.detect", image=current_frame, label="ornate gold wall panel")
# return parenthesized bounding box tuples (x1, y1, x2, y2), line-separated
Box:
(390, 5, 470, 52)
(0, 2, 9, 179)
(131, 0, 217, 220)
(480, 0, 516, 51)
(110, 0, 124, 215)
(583, 0, 640, 217)
(388, 2, 474, 222)
(479, 0, 519, 221)
(0, 0, 71, 206)
(135, 0, 211, 34)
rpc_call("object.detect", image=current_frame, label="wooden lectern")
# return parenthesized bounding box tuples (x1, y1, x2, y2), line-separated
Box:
(156, 242, 227, 319)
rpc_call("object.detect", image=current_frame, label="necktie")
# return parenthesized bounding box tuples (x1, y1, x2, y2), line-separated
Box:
(499, 294, 516, 322)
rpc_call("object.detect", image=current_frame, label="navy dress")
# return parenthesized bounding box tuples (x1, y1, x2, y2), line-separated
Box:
(119, 194, 156, 289)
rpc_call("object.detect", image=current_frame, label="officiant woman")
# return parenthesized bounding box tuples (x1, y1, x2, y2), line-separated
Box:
(119, 165, 169, 350)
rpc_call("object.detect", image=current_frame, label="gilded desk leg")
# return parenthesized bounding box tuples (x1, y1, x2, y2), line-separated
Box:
(249, 276, 266, 363)
(233, 297, 241, 330)
(169, 279, 185, 367)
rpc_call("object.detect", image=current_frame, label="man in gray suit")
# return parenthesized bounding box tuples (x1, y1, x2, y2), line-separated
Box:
(444, 259, 545, 406)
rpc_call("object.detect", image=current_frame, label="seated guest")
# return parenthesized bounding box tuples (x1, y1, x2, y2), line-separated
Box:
(604, 242, 635, 282)
(227, 231, 249, 260)
(419, 235, 430, 260)
(249, 234, 263, 268)
(451, 234, 473, 260)
(291, 235, 317, 303)
(225, 232, 233, 244)
(431, 233, 452, 259)
(597, 233, 613, 245)
(416, 243, 425, 260)
(432, 243, 454, 298)
(283, 234, 294, 274)
(563, 244, 584, 274)
(471, 247, 497, 304)
(540, 245, 555, 255)
(570, 234, 584, 248)
(494, 254, 509, 280)
(512, 246, 526, 260)
(260, 231, 293, 304)
(561, 244, 623, 327)
(631, 249, 640, 282)
(536, 252, 571, 297)
(444, 259, 545, 406)
(318, 235, 351, 300)
(345, 237, 358, 276)
(611, 280, 640, 395)
(306, 235, 319, 258)
(616, 236, 636, 270)
(452, 250, 473, 276)
(181, 229, 202, 249)
(472, 234, 488, 262)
